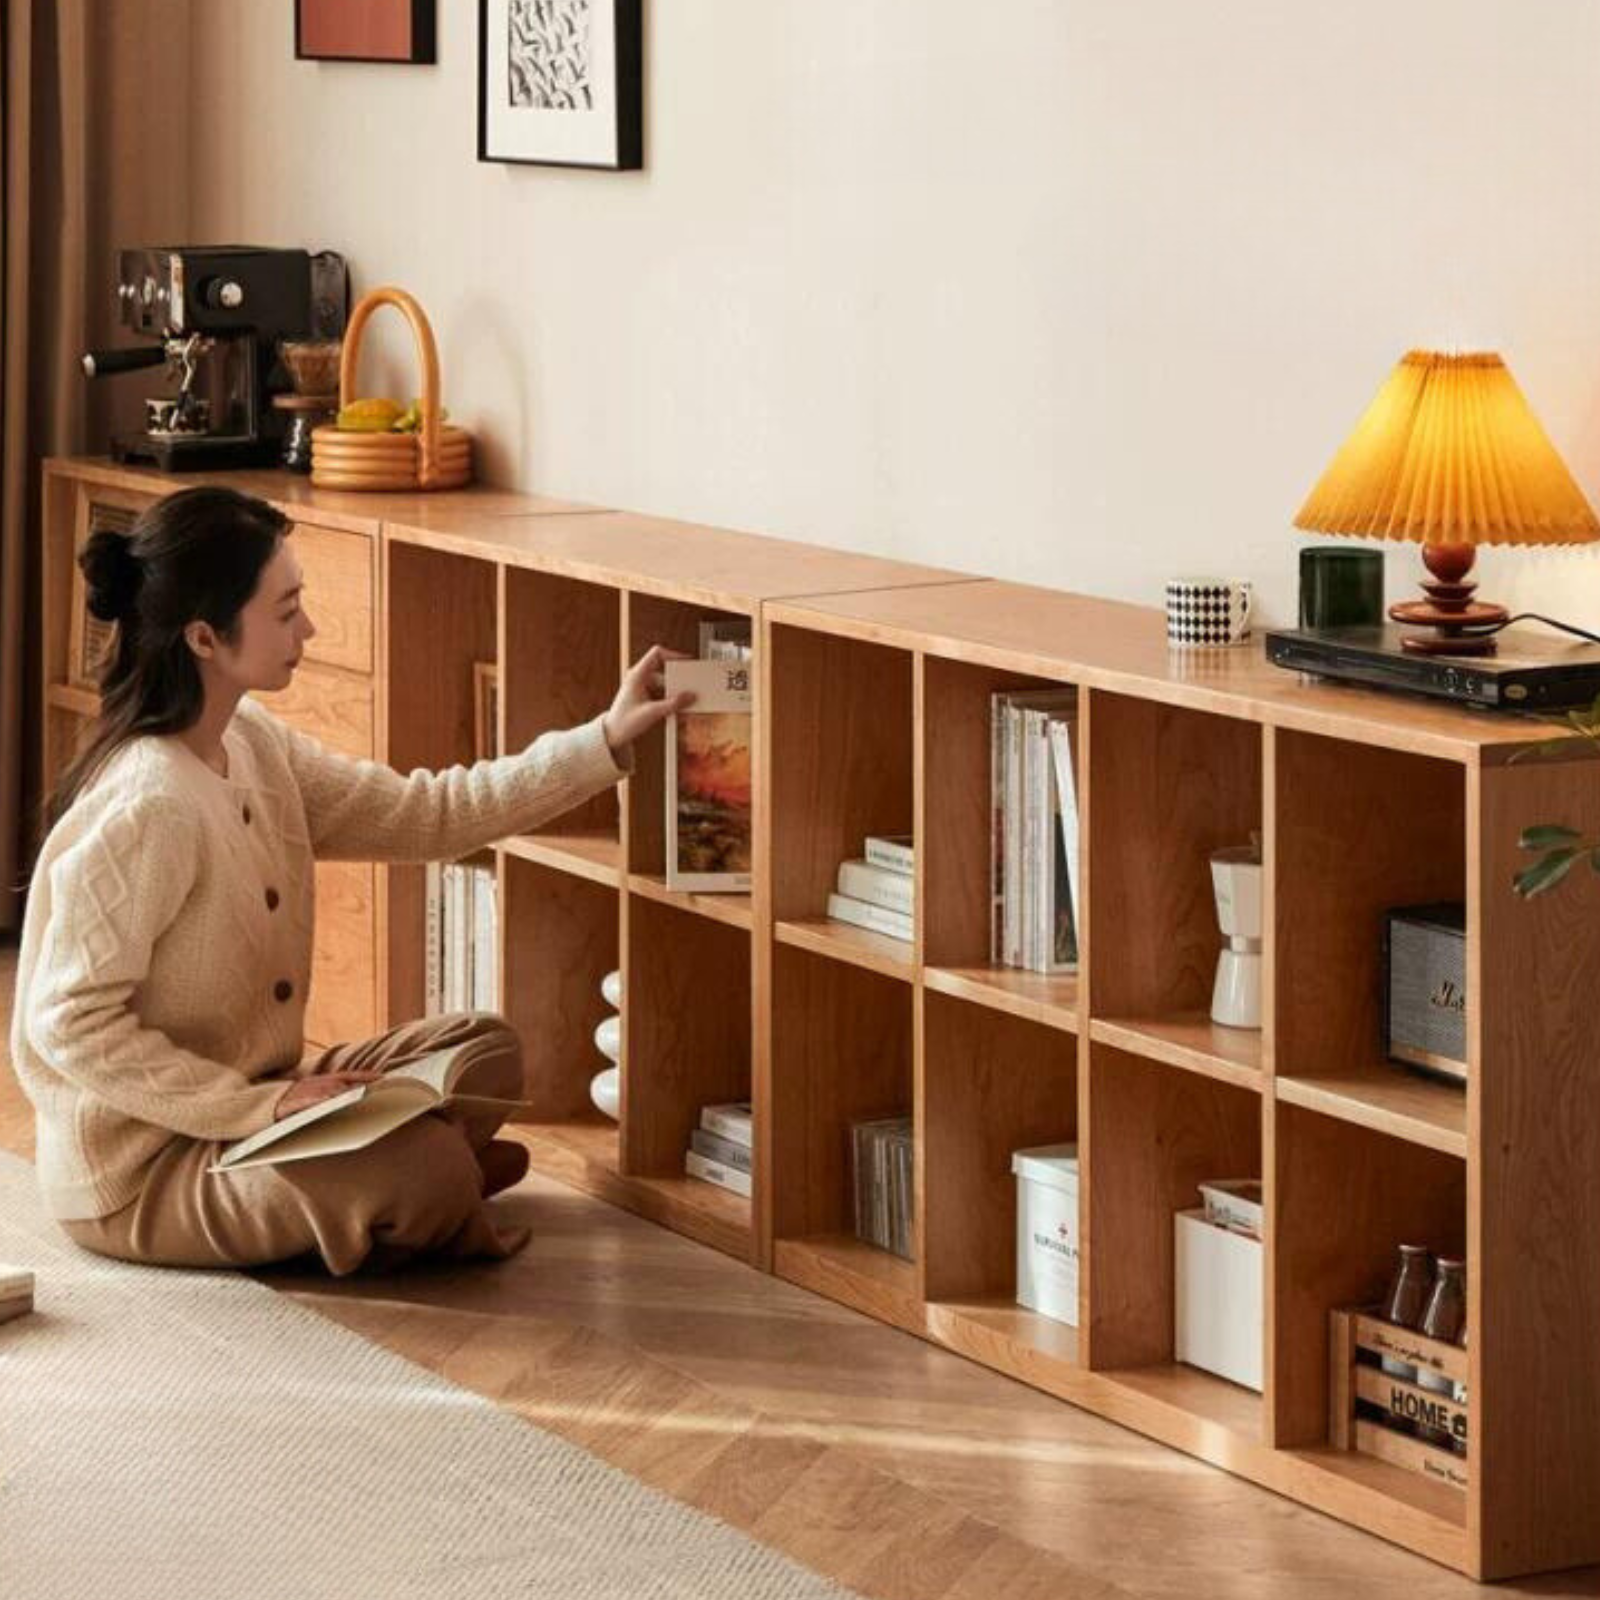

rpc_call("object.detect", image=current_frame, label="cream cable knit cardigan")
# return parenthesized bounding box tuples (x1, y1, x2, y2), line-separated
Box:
(12, 695, 627, 1220)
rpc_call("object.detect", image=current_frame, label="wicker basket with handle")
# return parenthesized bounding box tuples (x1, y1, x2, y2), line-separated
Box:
(310, 287, 473, 492)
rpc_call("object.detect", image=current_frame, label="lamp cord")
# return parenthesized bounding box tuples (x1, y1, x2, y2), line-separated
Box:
(1464, 612, 1600, 647)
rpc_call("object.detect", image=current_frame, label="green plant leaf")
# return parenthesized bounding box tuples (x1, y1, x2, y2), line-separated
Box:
(1515, 847, 1579, 897)
(1520, 824, 1582, 850)
(1590, 846, 1600, 874)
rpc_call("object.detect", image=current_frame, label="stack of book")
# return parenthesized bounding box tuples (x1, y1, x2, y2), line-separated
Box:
(991, 689, 1081, 974)
(664, 619, 754, 893)
(826, 833, 914, 943)
(424, 859, 499, 1014)
(684, 1100, 753, 1197)
(852, 1114, 915, 1260)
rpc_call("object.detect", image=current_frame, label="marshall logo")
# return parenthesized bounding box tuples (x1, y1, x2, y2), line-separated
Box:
(1430, 979, 1466, 1014)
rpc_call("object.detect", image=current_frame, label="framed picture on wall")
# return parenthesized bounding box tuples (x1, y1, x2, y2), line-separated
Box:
(296, 0, 437, 64)
(478, 0, 643, 170)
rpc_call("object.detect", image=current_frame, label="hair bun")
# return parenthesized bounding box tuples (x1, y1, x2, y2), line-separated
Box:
(80, 530, 143, 623)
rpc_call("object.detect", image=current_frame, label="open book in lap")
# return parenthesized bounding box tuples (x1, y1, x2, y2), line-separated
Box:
(207, 1036, 530, 1174)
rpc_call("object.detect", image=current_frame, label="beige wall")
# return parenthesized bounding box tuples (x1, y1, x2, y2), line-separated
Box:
(174, 0, 1600, 623)
(88, 0, 193, 441)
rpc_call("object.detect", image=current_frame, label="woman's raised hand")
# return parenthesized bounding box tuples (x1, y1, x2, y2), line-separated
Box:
(274, 1070, 385, 1120)
(600, 644, 697, 758)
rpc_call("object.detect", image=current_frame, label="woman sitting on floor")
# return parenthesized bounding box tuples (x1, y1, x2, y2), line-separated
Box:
(11, 485, 688, 1274)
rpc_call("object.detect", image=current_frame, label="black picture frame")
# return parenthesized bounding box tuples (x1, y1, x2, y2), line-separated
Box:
(477, 0, 643, 171)
(295, 0, 437, 65)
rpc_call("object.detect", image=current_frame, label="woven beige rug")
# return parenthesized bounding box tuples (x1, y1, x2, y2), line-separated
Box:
(0, 1151, 857, 1599)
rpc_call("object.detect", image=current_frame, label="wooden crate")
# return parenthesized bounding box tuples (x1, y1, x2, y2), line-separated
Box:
(1330, 1306, 1468, 1493)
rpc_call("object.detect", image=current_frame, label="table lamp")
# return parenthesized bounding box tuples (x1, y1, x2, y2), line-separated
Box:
(1294, 351, 1600, 655)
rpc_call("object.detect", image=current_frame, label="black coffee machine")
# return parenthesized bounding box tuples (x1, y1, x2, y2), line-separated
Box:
(82, 246, 348, 470)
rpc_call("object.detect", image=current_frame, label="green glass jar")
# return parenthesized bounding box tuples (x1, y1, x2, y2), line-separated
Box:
(1299, 546, 1384, 630)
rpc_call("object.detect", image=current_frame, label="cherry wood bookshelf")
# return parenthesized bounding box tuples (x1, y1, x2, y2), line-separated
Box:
(761, 581, 1600, 1582)
(37, 457, 1600, 1580)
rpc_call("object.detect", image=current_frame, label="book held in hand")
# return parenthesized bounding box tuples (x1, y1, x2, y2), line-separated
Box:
(208, 1035, 530, 1174)
(665, 658, 753, 892)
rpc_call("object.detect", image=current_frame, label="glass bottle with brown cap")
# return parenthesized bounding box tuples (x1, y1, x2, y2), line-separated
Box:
(1417, 1257, 1467, 1453)
(1379, 1244, 1434, 1404)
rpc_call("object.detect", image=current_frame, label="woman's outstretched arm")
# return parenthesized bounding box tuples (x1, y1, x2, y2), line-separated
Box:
(262, 644, 691, 863)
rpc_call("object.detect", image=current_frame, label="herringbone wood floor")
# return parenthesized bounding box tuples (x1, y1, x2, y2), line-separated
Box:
(3, 940, 1594, 1599)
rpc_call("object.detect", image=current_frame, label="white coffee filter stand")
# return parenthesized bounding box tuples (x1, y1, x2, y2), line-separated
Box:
(1210, 846, 1262, 1030)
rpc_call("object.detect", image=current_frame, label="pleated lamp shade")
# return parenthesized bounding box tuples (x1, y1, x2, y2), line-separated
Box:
(1294, 351, 1600, 547)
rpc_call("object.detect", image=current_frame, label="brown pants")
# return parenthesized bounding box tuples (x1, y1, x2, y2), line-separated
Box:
(59, 1012, 531, 1276)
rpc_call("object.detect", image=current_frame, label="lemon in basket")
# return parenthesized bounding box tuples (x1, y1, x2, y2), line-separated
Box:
(391, 398, 449, 433)
(336, 397, 405, 432)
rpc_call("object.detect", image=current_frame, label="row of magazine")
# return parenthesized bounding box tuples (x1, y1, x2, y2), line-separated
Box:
(425, 859, 499, 1015)
(852, 1114, 915, 1261)
(992, 689, 1082, 975)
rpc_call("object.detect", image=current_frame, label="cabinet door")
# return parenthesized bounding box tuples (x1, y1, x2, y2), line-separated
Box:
(291, 521, 374, 675)
(306, 859, 378, 1047)
(258, 663, 379, 1045)
(257, 660, 374, 759)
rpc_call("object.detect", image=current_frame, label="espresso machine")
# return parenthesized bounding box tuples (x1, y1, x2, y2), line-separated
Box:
(82, 246, 348, 470)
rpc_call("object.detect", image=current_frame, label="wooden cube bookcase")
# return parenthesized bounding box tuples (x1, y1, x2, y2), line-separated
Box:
(38, 458, 1600, 1580)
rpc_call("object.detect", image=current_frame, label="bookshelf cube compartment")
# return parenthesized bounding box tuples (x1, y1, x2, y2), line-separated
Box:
(385, 542, 499, 1022)
(770, 942, 913, 1254)
(921, 991, 1076, 1307)
(500, 853, 619, 1123)
(1084, 1042, 1262, 1376)
(388, 541, 498, 771)
(1272, 1102, 1465, 1451)
(503, 564, 622, 841)
(625, 591, 752, 881)
(1086, 692, 1264, 1078)
(622, 893, 751, 1179)
(919, 655, 1079, 973)
(1274, 731, 1466, 1151)
(767, 622, 913, 928)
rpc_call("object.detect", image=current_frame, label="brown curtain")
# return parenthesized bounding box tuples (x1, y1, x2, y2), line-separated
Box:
(0, 0, 92, 934)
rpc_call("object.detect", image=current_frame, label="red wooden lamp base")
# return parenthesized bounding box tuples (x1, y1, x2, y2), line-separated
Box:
(1388, 542, 1507, 656)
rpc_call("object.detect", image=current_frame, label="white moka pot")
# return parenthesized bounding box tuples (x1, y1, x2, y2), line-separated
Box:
(1210, 846, 1263, 1030)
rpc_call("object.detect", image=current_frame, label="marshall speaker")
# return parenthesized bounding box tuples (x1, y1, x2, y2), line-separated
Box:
(1384, 903, 1467, 1086)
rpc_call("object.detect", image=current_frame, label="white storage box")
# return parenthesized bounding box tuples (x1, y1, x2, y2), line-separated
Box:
(1012, 1143, 1079, 1326)
(1174, 1208, 1262, 1390)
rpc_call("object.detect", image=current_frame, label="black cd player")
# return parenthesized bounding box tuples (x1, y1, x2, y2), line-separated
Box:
(1265, 625, 1600, 711)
